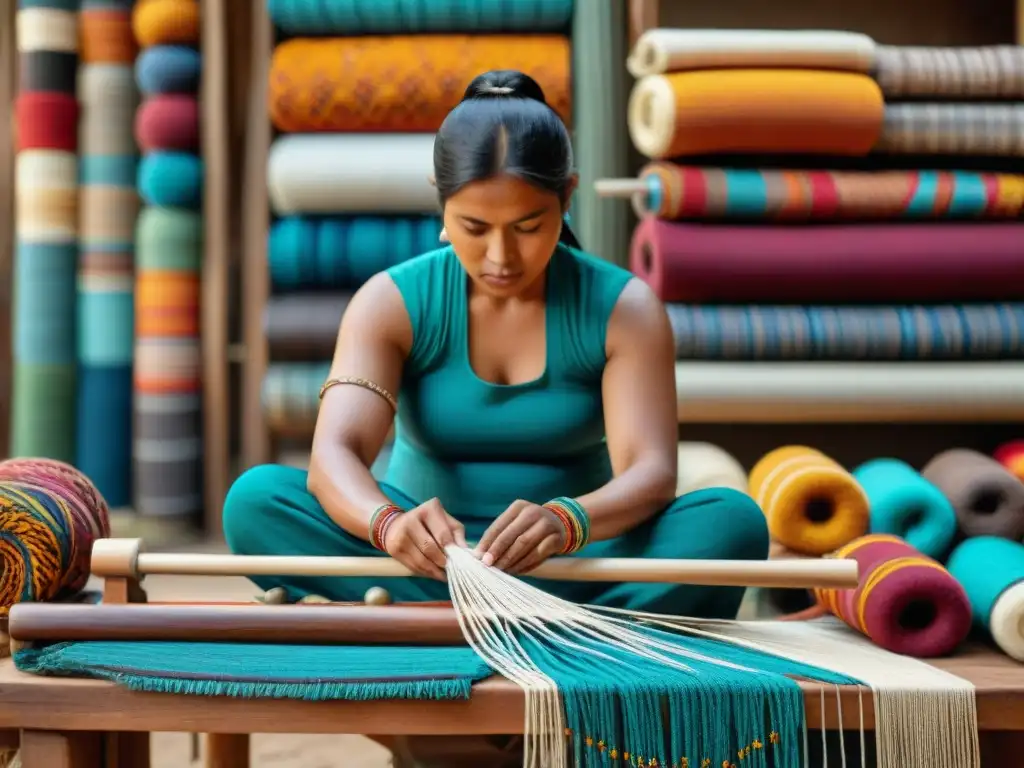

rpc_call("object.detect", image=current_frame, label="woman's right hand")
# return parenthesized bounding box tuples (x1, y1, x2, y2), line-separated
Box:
(383, 498, 468, 580)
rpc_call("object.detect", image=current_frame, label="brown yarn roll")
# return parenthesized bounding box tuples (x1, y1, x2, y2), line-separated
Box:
(80, 187, 140, 243)
(922, 448, 1024, 541)
(80, 10, 138, 64)
(264, 293, 352, 360)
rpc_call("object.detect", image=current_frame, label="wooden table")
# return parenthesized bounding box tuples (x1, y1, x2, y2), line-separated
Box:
(1, 644, 1024, 767)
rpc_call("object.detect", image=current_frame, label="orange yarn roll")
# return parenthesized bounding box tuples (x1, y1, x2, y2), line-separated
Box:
(80, 11, 138, 63)
(749, 445, 870, 556)
(268, 35, 572, 133)
(135, 271, 200, 337)
(628, 69, 884, 160)
(132, 0, 200, 48)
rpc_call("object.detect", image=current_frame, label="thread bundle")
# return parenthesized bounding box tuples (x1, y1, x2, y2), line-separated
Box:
(76, 0, 140, 510)
(11, 0, 80, 462)
(0, 458, 111, 617)
(131, 0, 204, 518)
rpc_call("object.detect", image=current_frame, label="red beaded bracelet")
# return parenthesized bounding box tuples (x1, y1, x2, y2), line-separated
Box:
(369, 503, 403, 552)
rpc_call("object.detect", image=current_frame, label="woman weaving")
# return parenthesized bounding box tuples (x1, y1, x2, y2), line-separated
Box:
(223, 70, 769, 618)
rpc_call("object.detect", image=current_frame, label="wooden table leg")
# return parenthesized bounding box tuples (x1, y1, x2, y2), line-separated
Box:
(19, 731, 102, 768)
(205, 733, 250, 768)
(980, 730, 1024, 763)
(104, 732, 150, 768)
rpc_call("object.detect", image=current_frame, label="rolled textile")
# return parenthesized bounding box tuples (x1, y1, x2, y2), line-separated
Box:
(80, 9, 138, 63)
(627, 28, 876, 77)
(877, 104, 1024, 157)
(268, 134, 437, 215)
(138, 151, 203, 208)
(631, 164, 1024, 221)
(16, 7, 78, 53)
(631, 217, 1024, 303)
(269, 215, 440, 291)
(627, 70, 883, 160)
(266, 0, 574, 35)
(922, 449, 1024, 542)
(268, 36, 571, 134)
(18, 50, 77, 92)
(264, 293, 353, 360)
(0, 458, 111, 616)
(15, 93, 79, 151)
(852, 459, 957, 560)
(134, 94, 200, 151)
(815, 534, 972, 657)
(132, 0, 200, 47)
(665, 304, 1024, 361)
(875, 45, 1024, 99)
(135, 45, 201, 94)
(994, 441, 1024, 482)
(749, 446, 869, 556)
(675, 442, 748, 496)
(946, 536, 1024, 661)
(262, 363, 330, 435)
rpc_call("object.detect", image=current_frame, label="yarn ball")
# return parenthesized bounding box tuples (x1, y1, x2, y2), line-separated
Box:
(994, 440, 1024, 483)
(132, 0, 200, 48)
(135, 45, 201, 94)
(138, 151, 203, 207)
(947, 536, 1024, 661)
(15, 92, 79, 151)
(134, 94, 200, 152)
(0, 458, 110, 617)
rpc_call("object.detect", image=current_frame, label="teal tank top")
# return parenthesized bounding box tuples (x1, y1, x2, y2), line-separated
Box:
(384, 243, 633, 529)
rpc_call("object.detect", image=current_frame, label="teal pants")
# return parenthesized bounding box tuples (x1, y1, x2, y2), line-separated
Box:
(222, 464, 769, 619)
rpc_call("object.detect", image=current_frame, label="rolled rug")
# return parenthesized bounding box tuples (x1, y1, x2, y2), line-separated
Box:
(264, 293, 353, 360)
(675, 441, 748, 495)
(852, 458, 958, 560)
(817, 534, 972, 657)
(946, 536, 1024, 661)
(749, 445, 869, 556)
(994, 441, 1024, 482)
(922, 448, 1024, 542)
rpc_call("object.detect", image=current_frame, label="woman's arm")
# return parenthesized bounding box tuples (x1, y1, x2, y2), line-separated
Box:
(576, 278, 679, 541)
(306, 273, 411, 541)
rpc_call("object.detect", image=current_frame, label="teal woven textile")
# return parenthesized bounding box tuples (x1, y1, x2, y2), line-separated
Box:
(15, 642, 492, 701)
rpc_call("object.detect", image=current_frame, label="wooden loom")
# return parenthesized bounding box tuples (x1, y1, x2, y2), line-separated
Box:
(3, 538, 1024, 768)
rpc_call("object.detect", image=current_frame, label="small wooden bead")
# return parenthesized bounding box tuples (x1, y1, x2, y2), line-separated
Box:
(364, 586, 392, 606)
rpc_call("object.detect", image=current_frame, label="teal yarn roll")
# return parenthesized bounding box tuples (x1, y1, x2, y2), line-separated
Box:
(267, 0, 573, 35)
(138, 152, 203, 208)
(947, 536, 1024, 661)
(853, 458, 958, 559)
(269, 215, 440, 291)
(136, 207, 203, 271)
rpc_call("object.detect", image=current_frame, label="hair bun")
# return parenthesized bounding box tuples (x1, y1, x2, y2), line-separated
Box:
(463, 69, 548, 106)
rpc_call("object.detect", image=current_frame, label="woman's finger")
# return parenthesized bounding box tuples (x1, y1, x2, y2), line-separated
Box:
(508, 533, 563, 575)
(494, 520, 550, 572)
(482, 513, 536, 567)
(405, 549, 447, 581)
(475, 511, 514, 556)
(406, 516, 448, 570)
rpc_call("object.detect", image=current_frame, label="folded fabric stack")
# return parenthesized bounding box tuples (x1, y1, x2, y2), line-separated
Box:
(131, 0, 204, 519)
(614, 29, 1024, 415)
(76, 0, 139, 510)
(261, 0, 574, 447)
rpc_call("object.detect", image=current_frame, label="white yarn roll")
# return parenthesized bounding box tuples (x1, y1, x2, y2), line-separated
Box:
(989, 581, 1024, 662)
(676, 441, 748, 495)
(16, 8, 78, 53)
(15, 150, 77, 242)
(77, 64, 139, 107)
(626, 28, 878, 78)
(267, 134, 438, 216)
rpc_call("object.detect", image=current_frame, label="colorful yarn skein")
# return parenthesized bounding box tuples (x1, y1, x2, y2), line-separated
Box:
(947, 536, 1024, 661)
(852, 458, 957, 560)
(749, 445, 869, 556)
(0, 458, 111, 617)
(922, 448, 1024, 542)
(816, 534, 972, 657)
(994, 440, 1024, 483)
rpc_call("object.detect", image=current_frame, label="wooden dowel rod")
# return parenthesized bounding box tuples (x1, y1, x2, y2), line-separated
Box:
(91, 542, 858, 588)
(594, 178, 647, 197)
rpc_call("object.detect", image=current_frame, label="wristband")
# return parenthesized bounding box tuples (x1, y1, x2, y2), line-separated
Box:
(543, 496, 590, 554)
(369, 503, 404, 552)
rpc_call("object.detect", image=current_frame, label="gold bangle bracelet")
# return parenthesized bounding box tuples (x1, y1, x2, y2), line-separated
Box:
(319, 377, 398, 412)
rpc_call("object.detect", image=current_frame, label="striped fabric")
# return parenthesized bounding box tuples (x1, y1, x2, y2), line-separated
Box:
(11, 0, 80, 462)
(666, 304, 1024, 361)
(76, 12, 139, 509)
(875, 46, 1024, 99)
(635, 164, 1024, 220)
(131, 4, 203, 519)
(877, 104, 1024, 156)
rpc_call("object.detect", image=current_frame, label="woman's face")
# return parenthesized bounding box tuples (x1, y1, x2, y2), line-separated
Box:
(442, 173, 577, 298)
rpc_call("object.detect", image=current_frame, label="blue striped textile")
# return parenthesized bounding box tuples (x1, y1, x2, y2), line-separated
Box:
(666, 304, 1024, 360)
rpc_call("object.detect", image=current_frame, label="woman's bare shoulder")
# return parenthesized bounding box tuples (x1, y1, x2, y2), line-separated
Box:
(339, 272, 413, 353)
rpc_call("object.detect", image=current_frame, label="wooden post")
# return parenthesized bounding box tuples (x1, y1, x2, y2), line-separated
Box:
(19, 731, 102, 768)
(204, 734, 250, 768)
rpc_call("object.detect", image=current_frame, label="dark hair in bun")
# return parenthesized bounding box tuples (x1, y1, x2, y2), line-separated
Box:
(433, 69, 581, 249)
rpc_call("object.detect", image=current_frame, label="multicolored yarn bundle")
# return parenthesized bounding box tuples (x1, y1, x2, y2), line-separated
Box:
(11, 0, 80, 462)
(77, 0, 141, 509)
(995, 440, 1024, 483)
(0, 458, 110, 618)
(814, 534, 972, 657)
(132, 0, 204, 519)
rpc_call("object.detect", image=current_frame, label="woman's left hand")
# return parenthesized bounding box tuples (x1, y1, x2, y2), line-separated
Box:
(475, 500, 567, 574)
